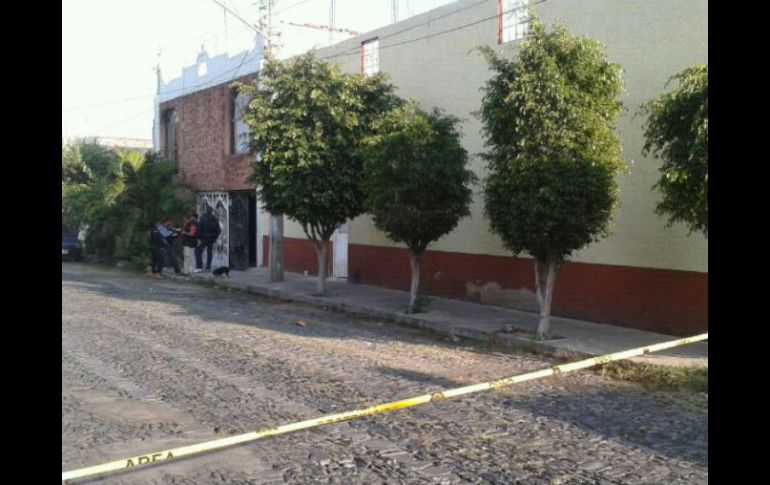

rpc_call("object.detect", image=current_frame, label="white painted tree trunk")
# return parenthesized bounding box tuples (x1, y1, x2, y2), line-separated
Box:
(315, 243, 327, 295)
(534, 259, 558, 340)
(269, 214, 284, 282)
(408, 253, 420, 313)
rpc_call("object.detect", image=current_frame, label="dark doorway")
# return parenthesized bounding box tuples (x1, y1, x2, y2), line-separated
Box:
(229, 192, 249, 270)
(248, 192, 257, 267)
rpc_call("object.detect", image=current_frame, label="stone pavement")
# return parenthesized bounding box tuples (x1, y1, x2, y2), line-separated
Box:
(170, 268, 707, 367)
(63, 264, 708, 484)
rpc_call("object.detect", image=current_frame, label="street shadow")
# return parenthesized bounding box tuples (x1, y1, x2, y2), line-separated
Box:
(61, 264, 453, 349)
(500, 386, 708, 466)
(371, 361, 707, 466)
(374, 366, 461, 389)
(62, 264, 708, 467)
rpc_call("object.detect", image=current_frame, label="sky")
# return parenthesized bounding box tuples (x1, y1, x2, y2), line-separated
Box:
(62, 0, 457, 142)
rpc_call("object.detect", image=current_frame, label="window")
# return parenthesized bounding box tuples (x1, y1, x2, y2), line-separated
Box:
(163, 109, 177, 161)
(361, 38, 379, 76)
(499, 0, 529, 44)
(231, 90, 250, 155)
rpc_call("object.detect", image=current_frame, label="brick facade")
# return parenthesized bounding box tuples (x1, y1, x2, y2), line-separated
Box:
(159, 73, 258, 192)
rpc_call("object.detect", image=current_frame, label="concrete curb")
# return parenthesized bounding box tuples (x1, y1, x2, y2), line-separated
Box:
(162, 271, 706, 368)
(169, 273, 609, 362)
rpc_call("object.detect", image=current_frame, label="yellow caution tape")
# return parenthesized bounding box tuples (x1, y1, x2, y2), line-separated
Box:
(62, 333, 707, 482)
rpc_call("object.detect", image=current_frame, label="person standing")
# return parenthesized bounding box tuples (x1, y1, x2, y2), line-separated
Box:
(77, 224, 88, 257)
(195, 206, 221, 273)
(181, 212, 199, 274)
(149, 221, 166, 278)
(157, 217, 182, 274)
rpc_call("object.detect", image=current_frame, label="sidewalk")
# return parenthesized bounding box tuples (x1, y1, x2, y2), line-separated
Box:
(171, 268, 707, 368)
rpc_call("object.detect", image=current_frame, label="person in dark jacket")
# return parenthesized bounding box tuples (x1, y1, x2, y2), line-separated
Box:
(195, 206, 221, 272)
(149, 221, 167, 278)
(157, 217, 182, 274)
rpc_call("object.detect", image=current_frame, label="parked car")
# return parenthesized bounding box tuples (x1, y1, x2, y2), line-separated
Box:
(62, 233, 83, 261)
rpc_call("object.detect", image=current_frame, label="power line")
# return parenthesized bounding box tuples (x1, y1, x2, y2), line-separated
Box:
(365, 0, 490, 46)
(228, 39, 262, 80)
(66, 48, 264, 114)
(164, 48, 263, 96)
(375, 5, 540, 52)
(63, 94, 156, 112)
(224, 0, 244, 18)
(66, 1, 540, 113)
(275, 0, 317, 14)
(91, 107, 156, 136)
(64, 12, 261, 113)
(209, 0, 266, 37)
(83, 48, 264, 136)
(317, 0, 491, 59)
(319, 0, 545, 61)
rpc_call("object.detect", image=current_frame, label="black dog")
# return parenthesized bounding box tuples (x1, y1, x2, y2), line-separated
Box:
(212, 266, 230, 277)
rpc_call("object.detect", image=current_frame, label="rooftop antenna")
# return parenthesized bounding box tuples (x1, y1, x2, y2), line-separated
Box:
(284, 21, 359, 37)
(155, 47, 164, 93)
(260, 0, 281, 57)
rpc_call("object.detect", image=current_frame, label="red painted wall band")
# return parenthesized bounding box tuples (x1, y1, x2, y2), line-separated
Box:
(271, 236, 707, 336)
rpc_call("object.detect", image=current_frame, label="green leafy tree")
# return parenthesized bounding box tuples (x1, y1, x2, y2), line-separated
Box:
(642, 64, 708, 237)
(82, 141, 120, 180)
(62, 142, 91, 185)
(109, 151, 190, 264)
(240, 52, 400, 294)
(61, 142, 191, 266)
(363, 102, 475, 313)
(61, 138, 119, 185)
(478, 18, 625, 339)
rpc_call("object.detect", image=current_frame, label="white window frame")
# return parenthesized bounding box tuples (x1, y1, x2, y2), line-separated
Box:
(163, 109, 177, 161)
(232, 91, 250, 155)
(502, 0, 529, 43)
(361, 38, 379, 76)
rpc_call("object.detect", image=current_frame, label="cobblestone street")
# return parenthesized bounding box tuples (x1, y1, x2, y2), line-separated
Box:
(62, 264, 707, 484)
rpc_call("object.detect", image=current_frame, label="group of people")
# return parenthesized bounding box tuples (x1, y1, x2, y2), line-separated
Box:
(149, 207, 221, 278)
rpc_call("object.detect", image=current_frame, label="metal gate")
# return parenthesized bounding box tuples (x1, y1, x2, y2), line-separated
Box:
(228, 192, 250, 270)
(197, 192, 229, 269)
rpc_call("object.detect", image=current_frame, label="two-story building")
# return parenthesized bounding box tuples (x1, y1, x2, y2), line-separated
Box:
(154, 41, 266, 271)
(154, 0, 708, 335)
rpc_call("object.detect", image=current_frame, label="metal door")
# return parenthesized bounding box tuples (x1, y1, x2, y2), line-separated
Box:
(197, 192, 229, 269)
(332, 222, 348, 279)
(229, 192, 250, 270)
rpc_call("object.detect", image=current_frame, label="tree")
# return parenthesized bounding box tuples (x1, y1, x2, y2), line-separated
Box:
(62, 142, 91, 185)
(82, 141, 120, 180)
(240, 52, 399, 294)
(642, 64, 708, 237)
(363, 102, 475, 313)
(478, 18, 625, 340)
(61, 142, 191, 266)
(62, 138, 119, 185)
(109, 150, 190, 263)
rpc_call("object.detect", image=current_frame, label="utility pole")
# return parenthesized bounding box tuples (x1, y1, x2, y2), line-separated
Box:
(329, 0, 336, 46)
(259, 0, 281, 57)
(391, 0, 398, 23)
(259, 0, 284, 281)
